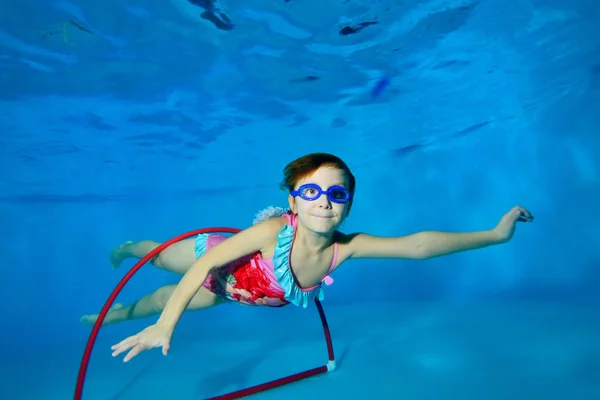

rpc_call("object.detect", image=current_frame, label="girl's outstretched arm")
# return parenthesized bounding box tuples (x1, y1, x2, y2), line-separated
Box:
(156, 217, 283, 329)
(111, 217, 285, 362)
(347, 205, 534, 260)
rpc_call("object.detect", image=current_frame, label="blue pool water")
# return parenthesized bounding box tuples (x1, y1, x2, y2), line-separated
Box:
(1, 0, 599, 399)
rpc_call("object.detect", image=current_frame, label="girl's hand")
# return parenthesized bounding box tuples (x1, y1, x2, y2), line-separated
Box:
(493, 205, 534, 243)
(111, 323, 173, 362)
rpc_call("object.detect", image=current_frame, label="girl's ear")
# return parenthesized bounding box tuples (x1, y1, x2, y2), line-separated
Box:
(288, 195, 297, 214)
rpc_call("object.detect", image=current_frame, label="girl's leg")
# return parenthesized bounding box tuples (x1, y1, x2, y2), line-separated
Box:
(81, 285, 225, 326)
(110, 238, 197, 274)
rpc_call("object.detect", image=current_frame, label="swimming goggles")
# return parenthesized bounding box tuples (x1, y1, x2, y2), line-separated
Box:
(291, 183, 352, 204)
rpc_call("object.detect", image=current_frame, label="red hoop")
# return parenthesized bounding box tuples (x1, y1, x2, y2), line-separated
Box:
(75, 227, 336, 400)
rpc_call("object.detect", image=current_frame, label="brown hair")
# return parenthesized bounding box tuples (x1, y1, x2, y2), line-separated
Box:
(280, 153, 356, 198)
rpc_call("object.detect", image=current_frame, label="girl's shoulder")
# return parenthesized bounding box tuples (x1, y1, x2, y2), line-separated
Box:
(252, 206, 291, 226)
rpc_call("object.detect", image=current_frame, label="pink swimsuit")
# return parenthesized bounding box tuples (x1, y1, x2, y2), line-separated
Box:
(197, 212, 337, 308)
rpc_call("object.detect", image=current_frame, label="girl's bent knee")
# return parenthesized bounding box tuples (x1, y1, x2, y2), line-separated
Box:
(153, 286, 175, 311)
(150, 253, 164, 268)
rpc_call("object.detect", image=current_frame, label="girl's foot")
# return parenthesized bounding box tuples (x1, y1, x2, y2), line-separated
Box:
(80, 304, 124, 326)
(110, 241, 133, 269)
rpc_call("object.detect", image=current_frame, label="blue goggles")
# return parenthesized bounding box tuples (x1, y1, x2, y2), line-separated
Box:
(291, 183, 352, 204)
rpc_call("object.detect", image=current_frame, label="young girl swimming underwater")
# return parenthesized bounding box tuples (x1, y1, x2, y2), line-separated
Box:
(85, 153, 534, 362)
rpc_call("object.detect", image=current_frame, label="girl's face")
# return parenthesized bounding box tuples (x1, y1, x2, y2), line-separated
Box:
(288, 166, 351, 235)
